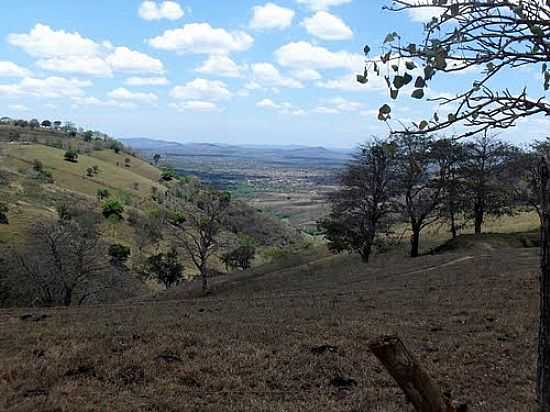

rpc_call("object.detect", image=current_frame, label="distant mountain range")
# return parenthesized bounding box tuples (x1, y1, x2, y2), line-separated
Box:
(121, 138, 353, 163)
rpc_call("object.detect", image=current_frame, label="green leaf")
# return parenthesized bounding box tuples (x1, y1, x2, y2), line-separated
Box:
(424, 65, 435, 80)
(448, 113, 456, 122)
(403, 73, 413, 86)
(543, 63, 547, 74)
(419, 120, 429, 130)
(415, 76, 426, 88)
(356, 74, 368, 84)
(363, 45, 371, 56)
(411, 89, 425, 99)
(434, 112, 439, 122)
(393, 76, 405, 89)
(450, 4, 459, 16)
(405, 61, 416, 70)
(407, 43, 417, 54)
(379, 104, 392, 114)
(390, 89, 399, 100)
(391, 64, 399, 73)
(433, 55, 447, 70)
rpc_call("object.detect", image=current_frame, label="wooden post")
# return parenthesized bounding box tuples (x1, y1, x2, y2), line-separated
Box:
(369, 335, 464, 412)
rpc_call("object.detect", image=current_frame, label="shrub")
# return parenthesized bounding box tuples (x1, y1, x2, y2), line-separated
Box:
(109, 244, 131, 267)
(97, 189, 110, 201)
(145, 249, 183, 289)
(161, 168, 177, 181)
(64, 150, 79, 163)
(0, 203, 8, 224)
(32, 159, 44, 172)
(222, 244, 256, 271)
(102, 199, 124, 221)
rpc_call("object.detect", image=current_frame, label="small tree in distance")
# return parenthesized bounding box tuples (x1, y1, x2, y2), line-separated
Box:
(145, 249, 183, 288)
(64, 149, 79, 163)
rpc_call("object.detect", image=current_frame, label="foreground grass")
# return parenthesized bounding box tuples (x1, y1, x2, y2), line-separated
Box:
(0, 245, 538, 411)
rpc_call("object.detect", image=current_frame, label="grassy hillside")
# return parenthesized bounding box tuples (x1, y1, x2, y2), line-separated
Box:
(0, 239, 538, 411)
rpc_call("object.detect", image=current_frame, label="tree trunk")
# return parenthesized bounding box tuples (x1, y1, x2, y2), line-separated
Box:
(63, 286, 73, 306)
(474, 202, 483, 235)
(200, 263, 209, 294)
(369, 335, 456, 412)
(450, 210, 458, 239)
(538, 157, 550, 411)
(410, 226, 420, 258)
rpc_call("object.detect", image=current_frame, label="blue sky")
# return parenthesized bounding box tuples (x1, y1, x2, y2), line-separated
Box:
(0, 0, 547, 148)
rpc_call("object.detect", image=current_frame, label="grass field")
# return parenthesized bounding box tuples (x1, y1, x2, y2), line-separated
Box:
(0, 238, 539, 411)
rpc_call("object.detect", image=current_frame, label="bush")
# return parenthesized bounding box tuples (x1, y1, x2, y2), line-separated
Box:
(145, 249, 183, 288)
(32, 159, 44, 172)
(222, 244, 256, 271)
(102, 199, 124, 221)
(161, 168, 178, 181)
(64, 149, 79, 163)
(97, 189, 110, 201)
(109, 244, 131, 267)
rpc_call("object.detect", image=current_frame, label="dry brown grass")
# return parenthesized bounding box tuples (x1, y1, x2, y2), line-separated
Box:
(0, 243, 539, 411)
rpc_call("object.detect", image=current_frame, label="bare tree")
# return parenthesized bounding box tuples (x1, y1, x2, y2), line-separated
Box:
(14, 220, 110, 306)
(170, 190, 231, 293)
(360, 1, 550, 408)
(319, 140, 398, 262)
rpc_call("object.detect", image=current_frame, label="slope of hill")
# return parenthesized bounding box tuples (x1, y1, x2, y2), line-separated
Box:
(0, 242, 538, 411)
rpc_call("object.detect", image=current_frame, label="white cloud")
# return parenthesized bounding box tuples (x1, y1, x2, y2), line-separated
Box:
(196, 55, 247, 78)
(125, 76, 170, 86)
(9, 24, 164, 77)
(106, 47, 164, 74)
(148, 23, 254, 55)
(251, 63, 303, 88)
(292, 68, 322, 81)
(138, 1, 184, 21)
(302, 11, 353, 40)
(171, 78, 232, 101)
(407, 7, 445, 22)
(312, 106, 339, 114)
(9, 104, 30, 112)
(108, 87, 158, 104)
(7, 24, 100, 58)
(250, 3, 295, 30)
(296, 0, 352, 11)
(316, 72, 386, 92)
(0, 61, 31, 77)
(256, 98, 304, 115)
(171, 100, 221, 112)
(275, 41, 363, 70)
(325, 96, 364, 111)
(72, 96, 137, 109)
(0, 76, 92, 98)
(36, 56, 113, 76)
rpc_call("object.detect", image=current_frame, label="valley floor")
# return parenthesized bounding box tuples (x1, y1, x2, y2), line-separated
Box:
(0, 247, 539, 411)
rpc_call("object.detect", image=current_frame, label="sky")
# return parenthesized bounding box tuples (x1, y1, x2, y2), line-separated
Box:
(0, 0, 548, 148)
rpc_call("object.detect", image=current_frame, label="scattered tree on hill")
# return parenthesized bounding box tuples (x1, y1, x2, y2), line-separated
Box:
(461, 134, 518, 234)
(53, 121, 62, 129)
(319, 140, 398, 262)
(125, 158, 131, 168)
(144, 249, 183, 289)
(171, 190, 231, 293)
(92, 165, 99, 174)
(102, 199, 124, 221)
(41, 120, 51, 128)
(393, 132, 450, 257)
(153, 153, 161, 166)
(29, 119, 40, 129)
(64, 149, 79, 163)
(109, 244, 131, 269)
(86, 167, 94, 177)
(161, 167, 177, 181)
(97, 188, 110, 201)
(222, 241, 256, 271)
(360, 1, 550, 407)
(32, 159, 44, 172)
(13, 219, 109, 306)
(83, 130, 94, 142)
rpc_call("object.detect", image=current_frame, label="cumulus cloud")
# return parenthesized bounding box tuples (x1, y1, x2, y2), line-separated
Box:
(138, 1, 184, 21)
(315, 73, 372, 92)
(302, 11, 353, 40)
(125, 77, 170, 86)
(407, 7, 445, 22)
(106, 47, 164, 74)
(0, 61, 31, 77)
(0, 76, 92, 98)
(108, 87, 158, 104)
(291, 68, 322, 81)
(171, 78, 232, 101)
(275, 41, 363, 70)
(257, 98, 305, 115)
(7, 24, 100, 58)
(171, 100, 220, 112)
(312, 97, 366, 114)
(148, 23, 253, 55)
(9, 104, 30, 112)
(251, 63, 303, 88)
(296, 0, 352, 11)
(36, 56, 113, 76)
(72, 96, 137, 109)
(8, 24, 164, 77)
(250, 3, 295, 30)
(196, 55, 247, 78)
